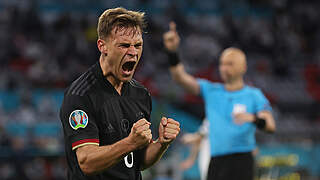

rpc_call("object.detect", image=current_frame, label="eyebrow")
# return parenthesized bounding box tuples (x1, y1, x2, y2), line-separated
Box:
(118, 41, 142, 45)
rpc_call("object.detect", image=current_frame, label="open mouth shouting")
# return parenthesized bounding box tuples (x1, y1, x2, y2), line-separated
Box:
(122, 60, 137, 76)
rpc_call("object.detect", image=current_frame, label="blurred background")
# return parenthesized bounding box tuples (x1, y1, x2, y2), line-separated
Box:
(0, 0, 320, 179)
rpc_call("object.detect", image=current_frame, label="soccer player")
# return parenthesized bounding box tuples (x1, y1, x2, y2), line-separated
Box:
(163, 22, 275, 180)
(59, 8, 180, 180)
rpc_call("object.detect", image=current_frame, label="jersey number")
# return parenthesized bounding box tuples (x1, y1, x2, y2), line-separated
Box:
(124, 152, 133, 168)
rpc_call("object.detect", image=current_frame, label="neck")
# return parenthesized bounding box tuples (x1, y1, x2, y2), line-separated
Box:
(99, 55, 123, 95)
(224, 78, 244, 91)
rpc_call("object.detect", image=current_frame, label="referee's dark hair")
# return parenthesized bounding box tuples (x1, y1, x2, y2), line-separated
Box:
(97, 7, 147, 40)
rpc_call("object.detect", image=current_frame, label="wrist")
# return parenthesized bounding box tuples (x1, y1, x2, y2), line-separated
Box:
(154, 139, 170, 150)
(123, 136, 138, 151)
(253, 115, 266, 130)
(166, 51, 180, 67)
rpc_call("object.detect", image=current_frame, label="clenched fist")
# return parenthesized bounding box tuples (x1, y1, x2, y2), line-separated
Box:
(158, 117, 180, 146)
(128, 118, 152, 149)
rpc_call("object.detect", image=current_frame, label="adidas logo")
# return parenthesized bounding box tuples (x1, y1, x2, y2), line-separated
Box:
(107, 123, 115, 133)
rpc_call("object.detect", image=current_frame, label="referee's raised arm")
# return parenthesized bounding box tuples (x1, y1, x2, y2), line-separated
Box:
(163, 22, 200, 96)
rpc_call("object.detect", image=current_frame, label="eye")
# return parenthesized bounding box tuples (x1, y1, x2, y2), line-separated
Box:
(120, 43, 130, 48)
(134, 43, 142, 48)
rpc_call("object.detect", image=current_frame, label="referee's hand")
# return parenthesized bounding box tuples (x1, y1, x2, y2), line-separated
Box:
(158, 117, 180, 146)
(128, 118, 152, 149)
(163, 21, 180, 52)
(233, 112, 255, 125)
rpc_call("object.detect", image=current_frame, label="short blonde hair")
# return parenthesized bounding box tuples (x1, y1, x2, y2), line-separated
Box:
(97, 7, 146, 39)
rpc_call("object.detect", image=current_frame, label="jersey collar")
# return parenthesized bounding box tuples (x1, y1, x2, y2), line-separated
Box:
(93, 61, 128, 96)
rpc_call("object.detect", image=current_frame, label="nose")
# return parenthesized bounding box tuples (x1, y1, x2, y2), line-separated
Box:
(127, 45, 138, 57)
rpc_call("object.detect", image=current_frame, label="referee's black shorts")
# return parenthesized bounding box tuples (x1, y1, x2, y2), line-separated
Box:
(207, 152, 254, 180)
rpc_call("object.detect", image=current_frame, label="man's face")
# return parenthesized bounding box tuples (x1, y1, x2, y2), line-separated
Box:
(219, 50, 246, 83)
(105, 26, 143, 82)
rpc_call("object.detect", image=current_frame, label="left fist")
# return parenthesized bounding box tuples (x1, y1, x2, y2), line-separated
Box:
(159, 117, 180, 145)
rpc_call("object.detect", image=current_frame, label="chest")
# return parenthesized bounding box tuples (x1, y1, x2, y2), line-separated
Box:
(93, 93, 151, 145)
(206, 90, 256, 114)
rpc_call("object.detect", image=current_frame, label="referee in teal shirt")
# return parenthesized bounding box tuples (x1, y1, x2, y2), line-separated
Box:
(163, 22, 276, 180)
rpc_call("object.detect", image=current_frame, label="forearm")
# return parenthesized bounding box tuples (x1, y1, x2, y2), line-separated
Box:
(77, 137, 136, 175)
(169, 64, 200, 95)
(264, 115, 276, 133)
(256, 111, 276, 133)
(188, 140, 201, 162)
(141, 140, 169, 170)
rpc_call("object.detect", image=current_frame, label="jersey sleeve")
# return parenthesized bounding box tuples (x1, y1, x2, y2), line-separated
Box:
(254, 89, 272, 113)
(60, 94, 99, 151)
(197, 78, 210, 98)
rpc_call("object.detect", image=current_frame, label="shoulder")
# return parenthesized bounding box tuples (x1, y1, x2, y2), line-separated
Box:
(211, 82, 223, 89)
(128, 79, 149, 93)
(245, 85, 265, 97)
(246, 85, 262, 93)
(62, 67, 98, 109)
(65, 68, 98, 97)
(129, 79, 145, 89)
(61, 92, 91, 112)
(197, 78, 223, 90)
(128, 79, 151, 98)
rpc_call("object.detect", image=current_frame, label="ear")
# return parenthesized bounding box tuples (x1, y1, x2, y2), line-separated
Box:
(243, 63, 247, 74)
(97, 39, 108, 55)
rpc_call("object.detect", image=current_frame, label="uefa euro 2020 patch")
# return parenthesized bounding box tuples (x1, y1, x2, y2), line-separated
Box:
(69, 110, 88, 130)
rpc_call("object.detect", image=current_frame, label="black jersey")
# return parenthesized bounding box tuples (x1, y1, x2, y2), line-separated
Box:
(59, 62, 152, 180)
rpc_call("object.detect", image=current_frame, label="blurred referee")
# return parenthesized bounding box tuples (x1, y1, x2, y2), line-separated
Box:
(163, 22, 275, 180)
(59, 8, 180, 180)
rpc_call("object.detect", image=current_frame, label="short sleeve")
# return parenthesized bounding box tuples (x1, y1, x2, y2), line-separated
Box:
(60, 94, 99, 150)
(254, 89, 272, 113)
(197, 78, 210, 98)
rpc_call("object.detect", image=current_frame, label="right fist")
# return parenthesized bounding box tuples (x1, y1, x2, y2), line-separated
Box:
(163, 21, 180, 52)
(128, 118, 152, 149)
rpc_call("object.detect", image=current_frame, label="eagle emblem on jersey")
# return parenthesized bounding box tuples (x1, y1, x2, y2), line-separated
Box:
(69, 110, 88, 130)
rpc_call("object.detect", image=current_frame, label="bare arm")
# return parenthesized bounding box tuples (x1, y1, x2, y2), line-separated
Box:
(164, 22, 200, 96)
(76, 138, 136, 175)
(180, 142, 201, 170)
(234, 110, 276, 133)
(76, 119, 152, 175)
(170, 64, 200, 95)
(141, 117, 180, 170)
(257, 110, 276, 133)
(179, 133, 203, 170)
(141, 140, 169, 170)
